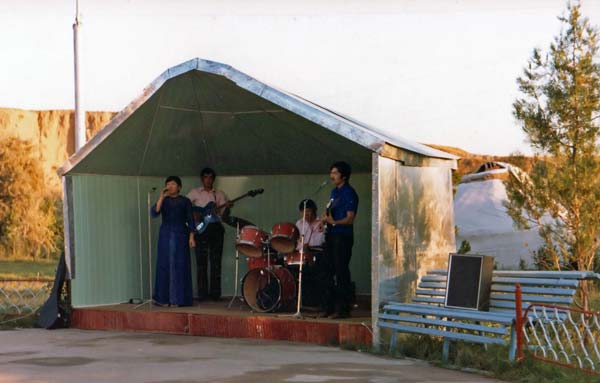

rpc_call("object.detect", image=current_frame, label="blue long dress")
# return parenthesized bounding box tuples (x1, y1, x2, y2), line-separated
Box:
(151, 195, 194, 306)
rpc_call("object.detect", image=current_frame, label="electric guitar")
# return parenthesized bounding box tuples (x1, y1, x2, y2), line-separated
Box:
(193, 188, 264, 234)
(323, 198, 335, 234)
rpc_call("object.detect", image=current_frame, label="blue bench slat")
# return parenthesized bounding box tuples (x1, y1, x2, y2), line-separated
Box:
(416, 289, 446, 296)
(384, 303, 514, 324)
(412, 296, 444, 304)
(490, 293, 573, 304)
(421, 275, 447, 282)
(493, 270, 600, 280)
(489, 307, 569, 321)
(379, 313, 508, 335)
(379, 321, 507, 345)
(491, 300, 525, 309)
(412, 295, 572, 306)
(491, 284, 576, 296)
(492, 277, 579, 287)
(426, 269, 599, 280)
(490, 300, 572, 311)
(418, 282, 446, 289)
(427, 269, 447, 275)
(419, 280, 579, 292)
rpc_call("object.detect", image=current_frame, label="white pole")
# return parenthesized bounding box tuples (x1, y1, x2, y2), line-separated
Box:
(294, 200, 308, 318)
(73, 0, 85, 151)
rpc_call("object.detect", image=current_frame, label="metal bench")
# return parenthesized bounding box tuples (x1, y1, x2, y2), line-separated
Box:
(378, 269, 600, 362)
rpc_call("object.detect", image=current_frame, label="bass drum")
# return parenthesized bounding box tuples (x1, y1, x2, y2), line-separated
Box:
(242, 266, 296, 313)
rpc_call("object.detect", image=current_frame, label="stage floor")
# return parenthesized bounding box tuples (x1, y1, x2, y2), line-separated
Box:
(71, 300, 373, 347)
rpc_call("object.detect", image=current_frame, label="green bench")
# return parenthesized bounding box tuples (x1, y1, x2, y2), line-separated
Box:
(378, 269, 600, 362)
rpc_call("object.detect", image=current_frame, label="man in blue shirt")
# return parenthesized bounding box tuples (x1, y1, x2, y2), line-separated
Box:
(321, 161, 359, 318)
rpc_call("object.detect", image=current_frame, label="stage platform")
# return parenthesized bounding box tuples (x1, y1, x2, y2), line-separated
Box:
(71, 300, 373, 347)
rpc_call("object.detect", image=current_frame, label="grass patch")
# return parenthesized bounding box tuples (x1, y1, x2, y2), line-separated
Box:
(0, 259, 58, 280)
(0, 313, 38, 330)
(379, 334, 600, 383)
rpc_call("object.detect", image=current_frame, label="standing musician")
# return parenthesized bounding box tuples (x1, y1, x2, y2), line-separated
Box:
(321, 161, 359, 319)
(151, 176, 195, 307)
(187, 167, 233, 301)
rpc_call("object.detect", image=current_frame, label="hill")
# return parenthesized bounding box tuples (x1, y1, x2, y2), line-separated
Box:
(0, 107, 533, 191)
(0, 108, 116, 192)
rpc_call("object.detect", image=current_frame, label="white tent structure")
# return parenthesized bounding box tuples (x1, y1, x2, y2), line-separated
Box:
(454, 162, 543, 268)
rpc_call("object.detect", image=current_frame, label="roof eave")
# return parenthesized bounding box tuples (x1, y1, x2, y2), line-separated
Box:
(58, 58, 456, 176)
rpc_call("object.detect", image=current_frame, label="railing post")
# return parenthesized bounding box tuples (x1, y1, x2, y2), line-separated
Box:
(515, 283, 524, 361)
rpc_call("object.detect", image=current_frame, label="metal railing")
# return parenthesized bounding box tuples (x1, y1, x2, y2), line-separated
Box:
(0, 279, 52, 317)
(515, 283, 600, 376)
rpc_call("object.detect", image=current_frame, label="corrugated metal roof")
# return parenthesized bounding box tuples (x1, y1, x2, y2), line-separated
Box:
(58, 58, 457, 176)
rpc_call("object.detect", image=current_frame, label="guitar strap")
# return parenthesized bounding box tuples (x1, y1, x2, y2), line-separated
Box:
(211, 190, 221, 222)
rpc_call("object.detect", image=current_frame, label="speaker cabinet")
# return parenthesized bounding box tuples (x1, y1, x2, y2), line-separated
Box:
(444, 254, 494, 311)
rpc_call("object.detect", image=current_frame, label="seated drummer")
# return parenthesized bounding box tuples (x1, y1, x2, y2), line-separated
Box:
(295, 199, 325, 250)
(295, 199, 332, 313)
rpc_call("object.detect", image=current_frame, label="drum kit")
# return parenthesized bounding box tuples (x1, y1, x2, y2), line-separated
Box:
(229, 222, 322, 314)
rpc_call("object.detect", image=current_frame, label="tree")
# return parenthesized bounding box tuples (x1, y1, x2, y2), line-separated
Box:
(0, 135, 60, 259)
(506, 2, 600, 310)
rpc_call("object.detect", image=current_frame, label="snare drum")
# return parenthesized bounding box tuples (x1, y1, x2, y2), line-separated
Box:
(270, 222, 299, 254)
(247, 254, 278, 270)
(236, 226, 269, 258)
(283, 251, 316, 266)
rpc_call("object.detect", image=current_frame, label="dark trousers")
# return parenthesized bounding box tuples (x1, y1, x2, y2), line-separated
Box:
(287, 252, 327, 308)
(194, 223, 224, 300)
(324, 232, 354, 314)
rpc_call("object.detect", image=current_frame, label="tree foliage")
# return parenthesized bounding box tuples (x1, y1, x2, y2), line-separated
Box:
(506, 2, 600, 309)
(0, 135, 62, 259)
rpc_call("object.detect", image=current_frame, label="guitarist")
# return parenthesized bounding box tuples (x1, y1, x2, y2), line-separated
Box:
(187, 167, 233, 301)
(321, 161, 358, 319)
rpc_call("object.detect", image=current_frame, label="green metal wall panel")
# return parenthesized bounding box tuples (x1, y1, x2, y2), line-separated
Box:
(71, 173, 371, 307)
(71, 175, 144, 306)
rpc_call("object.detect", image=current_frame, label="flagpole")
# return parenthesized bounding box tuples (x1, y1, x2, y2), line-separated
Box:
(73, 0, 85, 151)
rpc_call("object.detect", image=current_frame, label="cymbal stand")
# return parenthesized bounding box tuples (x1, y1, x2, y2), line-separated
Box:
(228, 222, 244, 309)
(263, 239, 272, 284)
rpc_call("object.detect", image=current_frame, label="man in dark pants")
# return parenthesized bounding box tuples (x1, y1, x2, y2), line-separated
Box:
(187, 168, 232, 301)
(321, 161, 358, 319)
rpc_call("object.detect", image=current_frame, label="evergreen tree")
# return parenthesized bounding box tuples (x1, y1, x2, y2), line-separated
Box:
(507, 2, 600, 310)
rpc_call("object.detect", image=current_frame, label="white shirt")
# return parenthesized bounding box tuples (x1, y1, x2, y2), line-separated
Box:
(186, 187, 229, 215)
(295, 217, 325, 251)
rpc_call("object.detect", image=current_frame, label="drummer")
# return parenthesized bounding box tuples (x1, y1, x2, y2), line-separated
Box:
(295, 199, 325, 251)
(295, 199, 333, 315)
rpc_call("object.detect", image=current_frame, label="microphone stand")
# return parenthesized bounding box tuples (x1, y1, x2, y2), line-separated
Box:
(135, 188, 156, 310)
(293, 200, 308, 318)
(290, 180, 328, 319)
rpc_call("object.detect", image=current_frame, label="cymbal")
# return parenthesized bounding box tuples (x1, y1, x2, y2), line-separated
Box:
(224, 215, 255, 229)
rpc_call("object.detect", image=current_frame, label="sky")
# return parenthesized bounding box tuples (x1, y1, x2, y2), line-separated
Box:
(1, 0, 600, 155)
